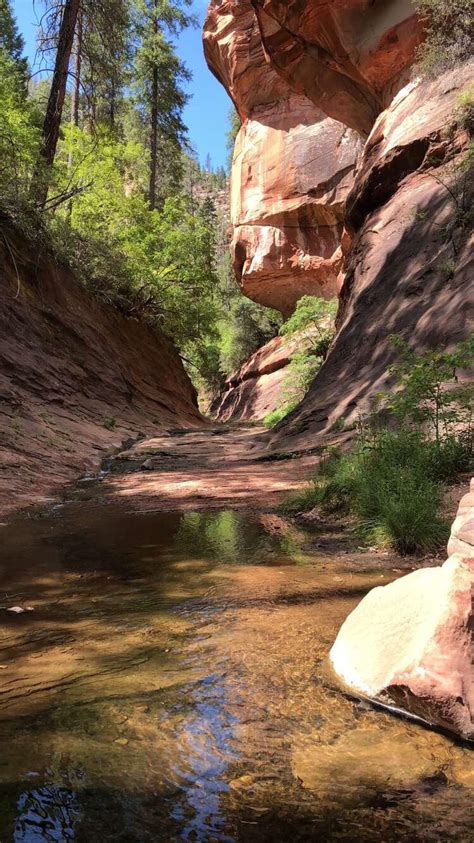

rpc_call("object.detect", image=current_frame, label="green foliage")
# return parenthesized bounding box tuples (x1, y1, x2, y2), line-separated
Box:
(280, 296, 337, 338)
(263, 404, 296, 430)
(283, 336, 473, 554)
(0, 1, 230, 393)
(385, 335, 474, 441)
(220, 299, 282, 374)
(0, 51, 39, 206)
(0, 0, 27, 79)
(132, 13, 191, 144)
(49, 127, 218, 357)
(226, 106, 241, 171)
(263, 296, 338, 428)
(415, 0, 474, 73)
(457, 86, 474, 135)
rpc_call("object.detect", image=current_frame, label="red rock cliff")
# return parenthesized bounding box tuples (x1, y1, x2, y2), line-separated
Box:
(204, 1, 472, 443)
(204, 0, 362, 316)
(0, 220, 202, 516)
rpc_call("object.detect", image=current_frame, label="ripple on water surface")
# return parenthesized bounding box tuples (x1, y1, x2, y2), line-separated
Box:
(0, 505, 472, 842)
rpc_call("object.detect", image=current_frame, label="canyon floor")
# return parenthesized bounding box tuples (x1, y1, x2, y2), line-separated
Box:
(1, 424, 472, 841)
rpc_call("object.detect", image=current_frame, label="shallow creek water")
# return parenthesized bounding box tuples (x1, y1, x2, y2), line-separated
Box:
(0, 501, 472, 842)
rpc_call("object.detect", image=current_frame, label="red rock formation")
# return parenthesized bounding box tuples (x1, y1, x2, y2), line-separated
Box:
(204, 2, 472, 443)
(211, 333, 304, 422)
(330, 480, 474, 741)
(252, 0, 423, 135)
(272, 62, 473, 450)
(0, 220, 202, 517)
(204, 0, 361, 315)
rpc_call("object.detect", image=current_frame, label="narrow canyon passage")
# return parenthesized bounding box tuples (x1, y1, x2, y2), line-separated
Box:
(0, 426, 472, 842)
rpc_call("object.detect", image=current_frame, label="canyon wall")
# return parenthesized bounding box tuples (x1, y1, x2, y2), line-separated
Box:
(204, 0, 362, 316)
(0, 219, 201, 517)
(274, 62, 473, 449)
(204, 1, 473, 442)
(211, 333, 303, 422)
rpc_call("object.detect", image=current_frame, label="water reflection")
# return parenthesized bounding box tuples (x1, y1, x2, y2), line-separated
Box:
(169, 673, 238, 842)
(14, 785, 81, 842)
(0, 505, 472, 842)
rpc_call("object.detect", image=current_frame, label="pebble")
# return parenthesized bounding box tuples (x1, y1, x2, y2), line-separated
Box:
(229, 774, 254, 790)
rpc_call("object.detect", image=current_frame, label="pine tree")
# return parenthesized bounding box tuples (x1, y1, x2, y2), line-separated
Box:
(80, 0, 131, 130)
(32, 0, 80, 205)
(199, 195, 217, 274)
(0, 0, 27, 84)
(132, 0, 194, 209)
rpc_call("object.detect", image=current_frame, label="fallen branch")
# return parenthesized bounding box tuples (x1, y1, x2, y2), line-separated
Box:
(40, 181, 93, 212)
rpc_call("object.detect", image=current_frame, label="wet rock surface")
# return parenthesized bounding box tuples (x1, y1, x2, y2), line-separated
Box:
(331, 480, 474, 741)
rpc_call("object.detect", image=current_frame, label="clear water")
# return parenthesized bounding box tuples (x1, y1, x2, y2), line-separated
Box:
(0, 503, 472, 842)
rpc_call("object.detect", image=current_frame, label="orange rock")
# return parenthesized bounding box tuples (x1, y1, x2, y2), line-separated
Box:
(211, 333, 306, 422)
(270, 61, 474, 451)
(330, 481, 474, 741)
(204, 0, 361, 315)
(0, 221, 202, 518)
(253, 0, 424, 134)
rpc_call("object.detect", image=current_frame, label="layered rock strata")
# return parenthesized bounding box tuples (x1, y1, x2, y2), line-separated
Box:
(204, 2, 472, 448)
(252, 0, 423, 135)
(273, 62, 474, 449)
(204, 0, 362, 315)
(0, 220, 201, 517)
(330, 480, 474, 741)
(211, 333, 303, 422)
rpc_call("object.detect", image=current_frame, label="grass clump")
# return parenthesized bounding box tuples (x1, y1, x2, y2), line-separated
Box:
(283, 336, 473, 554)
(313, 431, 453, 554)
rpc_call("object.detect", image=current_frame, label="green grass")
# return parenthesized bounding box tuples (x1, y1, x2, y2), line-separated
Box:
(263, 402, 297, 429)
(282, 429, 472, 554)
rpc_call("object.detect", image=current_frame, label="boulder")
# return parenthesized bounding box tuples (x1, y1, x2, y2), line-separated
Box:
(448, 480, 474, 558)
(330, 482, 474, 741)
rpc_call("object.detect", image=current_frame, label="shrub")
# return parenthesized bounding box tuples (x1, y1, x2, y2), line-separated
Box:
(305, 430, 458, 553)
(415, 0, 474, 73)
(386, 335, 474, 442)
(286, 427, 471, 553)
(263, 404, 296, 429)
(264, 297, 338, 428)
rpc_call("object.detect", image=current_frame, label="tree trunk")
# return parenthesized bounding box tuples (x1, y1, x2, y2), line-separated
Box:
(68, 9, 83, 173)
(148, 3, 159, 211)
(148, 64, 158, 209)
(33, 0, 81, 207)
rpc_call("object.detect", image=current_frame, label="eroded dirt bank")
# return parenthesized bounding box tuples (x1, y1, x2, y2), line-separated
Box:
(0, 219, 202, 519)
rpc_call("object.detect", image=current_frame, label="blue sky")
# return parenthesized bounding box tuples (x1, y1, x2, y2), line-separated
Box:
(12, 0, 231, 169)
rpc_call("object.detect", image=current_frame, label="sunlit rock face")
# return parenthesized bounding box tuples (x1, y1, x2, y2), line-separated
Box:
(252, 0, 423, 135)
(270, 61, 473, 450)
(211, 332, 308, 422)
(330, 481, 474, 741)
(204, 0, 361, 316)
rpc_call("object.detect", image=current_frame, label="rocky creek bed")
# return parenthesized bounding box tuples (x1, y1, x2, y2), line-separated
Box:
(0, 427, 472, 841)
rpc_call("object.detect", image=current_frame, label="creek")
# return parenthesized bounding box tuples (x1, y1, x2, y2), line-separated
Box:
(0, 494, 472, 841)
